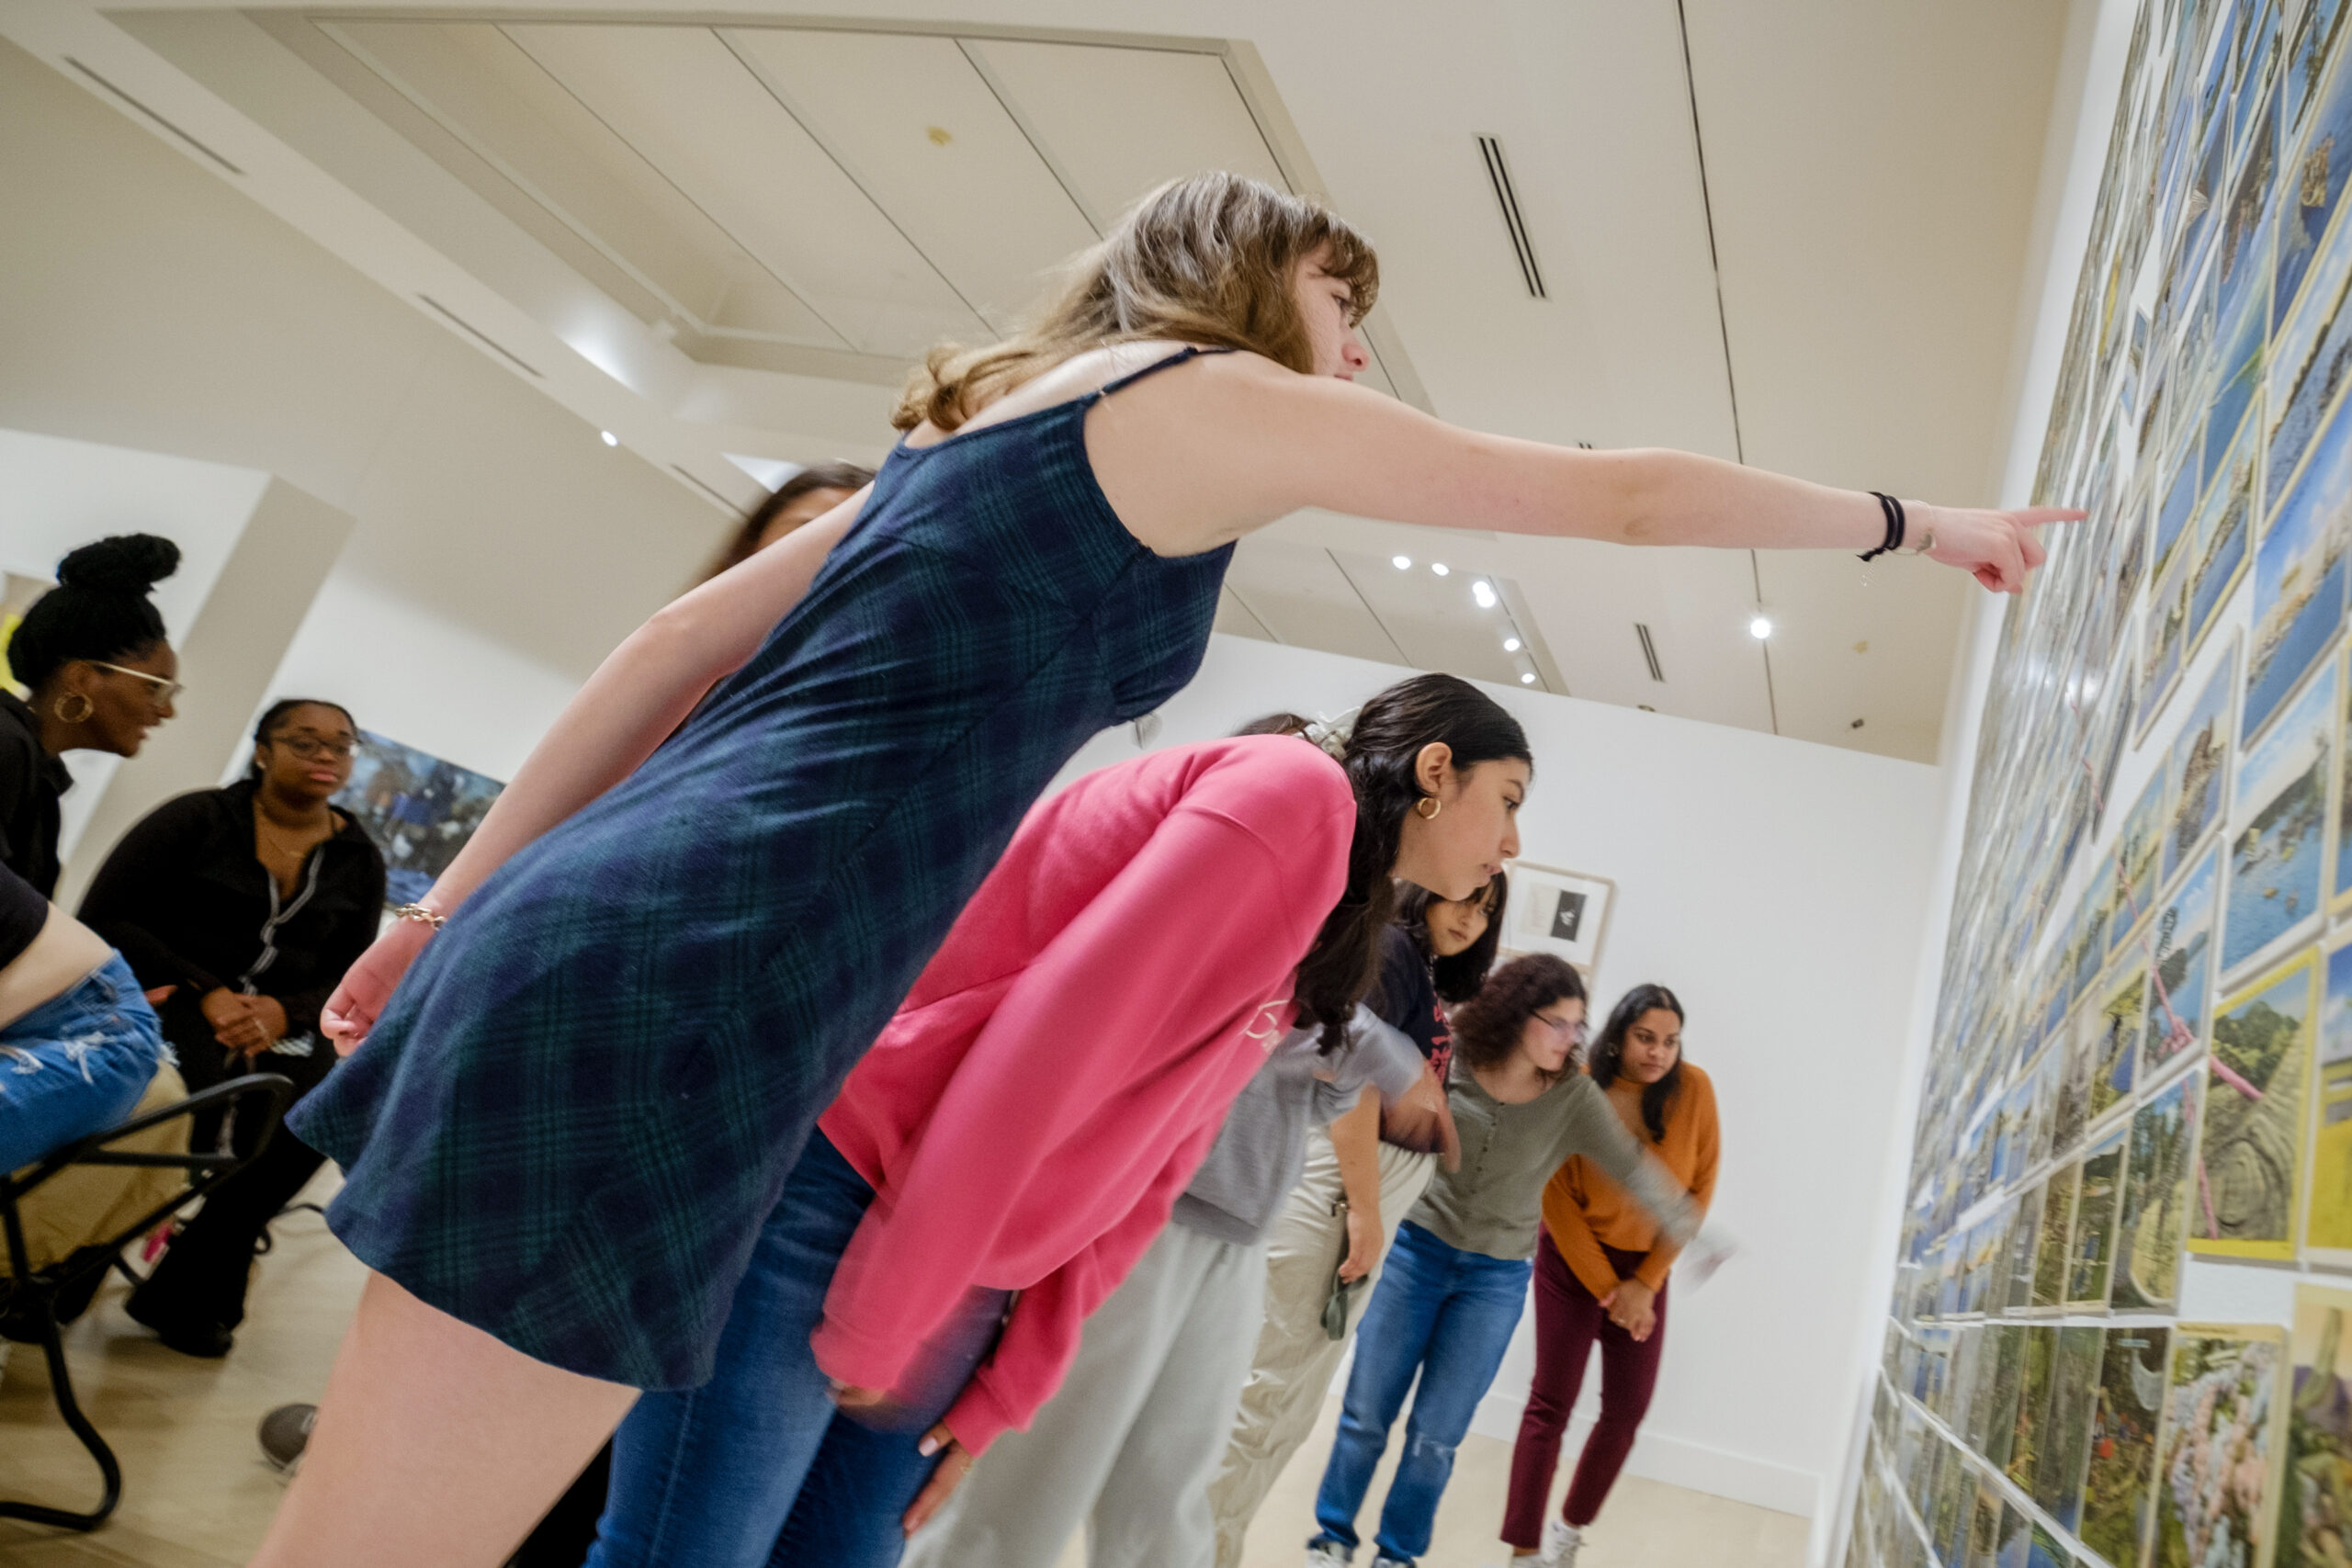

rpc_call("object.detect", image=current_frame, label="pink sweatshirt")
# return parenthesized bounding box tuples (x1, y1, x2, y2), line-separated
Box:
(812, 735, 1354, 1451)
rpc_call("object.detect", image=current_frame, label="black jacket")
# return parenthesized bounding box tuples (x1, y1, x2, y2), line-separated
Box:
(0, 690, 72, 897)
(79, 779, 386, 1092)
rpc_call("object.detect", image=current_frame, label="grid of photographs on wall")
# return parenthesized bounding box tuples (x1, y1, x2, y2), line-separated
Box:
(1847, 2, 2352, 1566)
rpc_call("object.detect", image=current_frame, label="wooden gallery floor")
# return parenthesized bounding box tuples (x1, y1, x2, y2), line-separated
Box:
(0, 1173, 1807, 1568)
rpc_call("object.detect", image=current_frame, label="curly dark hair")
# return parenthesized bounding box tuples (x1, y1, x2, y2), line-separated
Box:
(1238, 673, 1531, 1052)
(1395, 871, 1508, 1004)
(1589, 983, 1687, 1142)
(9, 534, 179, 692)
(1449, 953, 1586, 1081)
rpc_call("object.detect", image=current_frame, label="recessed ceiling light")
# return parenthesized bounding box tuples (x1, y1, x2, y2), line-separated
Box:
(1520, 672, 1536, 684)
(1431, 563, 1451, 577)
(1393, 555, 1412, 570)
(600, 430, 618, 446)
(1749, 615, 1774, 640)
(1472, 581, 1498, 608)
(1503, 637, 1521, 652)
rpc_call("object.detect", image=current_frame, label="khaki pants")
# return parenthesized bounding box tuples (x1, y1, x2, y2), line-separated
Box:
(1206, 1129, 1436, 1567)
(904, 1222, 1266, 1568)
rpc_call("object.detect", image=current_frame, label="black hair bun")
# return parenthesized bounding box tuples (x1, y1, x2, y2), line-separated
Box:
(55, 534, 181, 596)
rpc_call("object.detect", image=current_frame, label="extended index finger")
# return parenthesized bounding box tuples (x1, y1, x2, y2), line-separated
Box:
(2010, 506, 2086, 527)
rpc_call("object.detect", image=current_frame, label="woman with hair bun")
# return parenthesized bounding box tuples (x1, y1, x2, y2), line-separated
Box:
(259, 168, 2059, 1564)
(78, 698, 385, 1357)
(0, 534, 182, 896)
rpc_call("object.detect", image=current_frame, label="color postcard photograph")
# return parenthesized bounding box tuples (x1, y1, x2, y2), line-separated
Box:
(2068, 1129, 2131, 1307)
(2245, 385, 2352, 743)
(2038, 1162, 2084, 1306)
(2039, 1325, 2108, 1529)
(2154, 1325, 2288, 1568)
(2058, 1007, 2100, 1157)
(2008, 1182, 2049, 1318)
(2149, 842, 2224, 1066)
(2280, 25, 2352, 332)
(334, 731, 506, 911)
(2164, 640, 2236, 887)
(1986, 1325, 2029, 1475)
(2286, 0, 2351, 143)
(2224, 662, 2336, 977)
(2265, 152, 2352, 508)
(2335, 644, 2352, 907)
(2195, 949, 2320, 1260)
(2190, 412, 2259, 657)
(2084, 1325, 2171, 1568)
(2115, 767, 2171, 957)
(2014, 1325, 2061, 1492)
(2146, 542, 2198, 730)
(2112, 1072, 2203, 1314)
(2306, 935, 2352, 1261)
(1997, 1503, 2031, 1568)
(2281, 1283, 2352, 1568)
(2026, 1522, 2071, 1568)
(2094, 957, 2148, 1123)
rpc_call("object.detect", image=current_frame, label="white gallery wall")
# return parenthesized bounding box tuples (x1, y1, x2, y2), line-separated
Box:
(1059, 632, 1945, 1523)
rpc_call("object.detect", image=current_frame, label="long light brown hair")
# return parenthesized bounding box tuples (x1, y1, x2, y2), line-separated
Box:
(893, 172, 1380, 434)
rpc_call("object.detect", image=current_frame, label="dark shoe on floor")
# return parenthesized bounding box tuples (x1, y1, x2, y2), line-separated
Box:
(258, 1403, 315, 1472)
(123, 1285, 234, 1358)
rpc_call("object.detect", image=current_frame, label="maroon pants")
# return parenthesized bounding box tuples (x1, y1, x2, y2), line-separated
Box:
(1500, 1236, 1668, 1547)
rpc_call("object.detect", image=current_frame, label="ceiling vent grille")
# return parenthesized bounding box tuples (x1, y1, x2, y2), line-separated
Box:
(65, 57, 243, 175)
(418, 295, 542, 378)
(1634, 623, 1665, 682)
(1476, 135, 1545, 299)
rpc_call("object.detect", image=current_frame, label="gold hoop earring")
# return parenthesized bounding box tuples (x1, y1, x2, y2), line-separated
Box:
(1415, 795, 1442, 820)
(52, 693, 94, 725)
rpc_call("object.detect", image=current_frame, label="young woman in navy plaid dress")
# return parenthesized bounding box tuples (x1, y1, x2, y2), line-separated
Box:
(255, 173, 2064, 1566)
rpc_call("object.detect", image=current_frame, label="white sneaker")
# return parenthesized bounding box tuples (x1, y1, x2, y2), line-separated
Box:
(1540, 1521, 1583, 1567)
(1306, 1545, 1351, 1567)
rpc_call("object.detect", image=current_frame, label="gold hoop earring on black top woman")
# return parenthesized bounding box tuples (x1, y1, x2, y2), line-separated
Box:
(53, 693, 93, 725)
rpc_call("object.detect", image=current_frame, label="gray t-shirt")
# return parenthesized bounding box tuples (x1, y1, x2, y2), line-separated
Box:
(1171, 1004, 1425, 1246)
(1405, 1062, 1702, 1261)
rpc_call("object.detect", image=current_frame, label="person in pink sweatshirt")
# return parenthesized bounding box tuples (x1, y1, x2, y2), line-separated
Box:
(582, 673, 1533, 1568)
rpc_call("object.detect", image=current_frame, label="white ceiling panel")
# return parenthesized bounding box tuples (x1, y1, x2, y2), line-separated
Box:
(325, 20, 822, 341)
(502, 24, 987, 357)
(1223, 536, 1410, 667)
(961, 39, 1284, 229)
(720, 28, 1098, 332)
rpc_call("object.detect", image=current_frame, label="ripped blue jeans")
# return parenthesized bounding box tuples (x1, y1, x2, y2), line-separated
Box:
(0, 953, 164, 1175)
(1309, 1222, 1532, 1565)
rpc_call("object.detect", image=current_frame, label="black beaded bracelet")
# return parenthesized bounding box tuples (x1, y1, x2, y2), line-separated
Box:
(1860, 492, 1905, 562)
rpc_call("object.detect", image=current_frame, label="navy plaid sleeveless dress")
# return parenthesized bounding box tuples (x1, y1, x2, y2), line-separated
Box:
(292, 349, 1238, 1389)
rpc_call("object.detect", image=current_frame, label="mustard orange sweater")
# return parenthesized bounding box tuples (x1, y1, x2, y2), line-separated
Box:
(1542, 1062, 1719, 1298)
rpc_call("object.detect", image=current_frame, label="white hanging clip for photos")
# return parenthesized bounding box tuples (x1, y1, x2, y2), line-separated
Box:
(1301, 707, 1361, 761)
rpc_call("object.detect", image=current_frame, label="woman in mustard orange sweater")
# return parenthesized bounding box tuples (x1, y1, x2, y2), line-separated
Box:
(1500, 984, 1719, 1566)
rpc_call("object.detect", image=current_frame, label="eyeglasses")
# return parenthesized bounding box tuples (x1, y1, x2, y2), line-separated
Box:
(88, 662, 183, 706)
(269, 735, 358, 761)
(1533, 1012, 1590, 1048)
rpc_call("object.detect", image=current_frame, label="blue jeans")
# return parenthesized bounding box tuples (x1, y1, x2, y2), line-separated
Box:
(0, 954, 163, 1174)
(1310, 1222, 1532, 1564)
(587, 1131, 1010, 1568)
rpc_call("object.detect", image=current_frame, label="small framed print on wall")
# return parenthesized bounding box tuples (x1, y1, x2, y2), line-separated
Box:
(1503, 862, 1615, 979)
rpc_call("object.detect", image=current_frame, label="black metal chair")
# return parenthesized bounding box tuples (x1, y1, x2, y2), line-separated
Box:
(0, 1072, 293, 1530)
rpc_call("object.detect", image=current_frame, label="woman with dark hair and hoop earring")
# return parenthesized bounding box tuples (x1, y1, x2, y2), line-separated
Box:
(1306, 955, 1699, 1568)
(259, 168, 2059, 1564)
(1209, 874, 1507, 1564)
(0, 534, 182, 897)
(1500, 986, 1716, 1568)
(699, 462, 878, 584)
(584, 674, 1520, 1567)
(77, 699, 384, 1357)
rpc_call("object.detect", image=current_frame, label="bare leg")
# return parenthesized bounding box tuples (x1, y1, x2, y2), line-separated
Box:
(252, 1270, 638, 1568)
